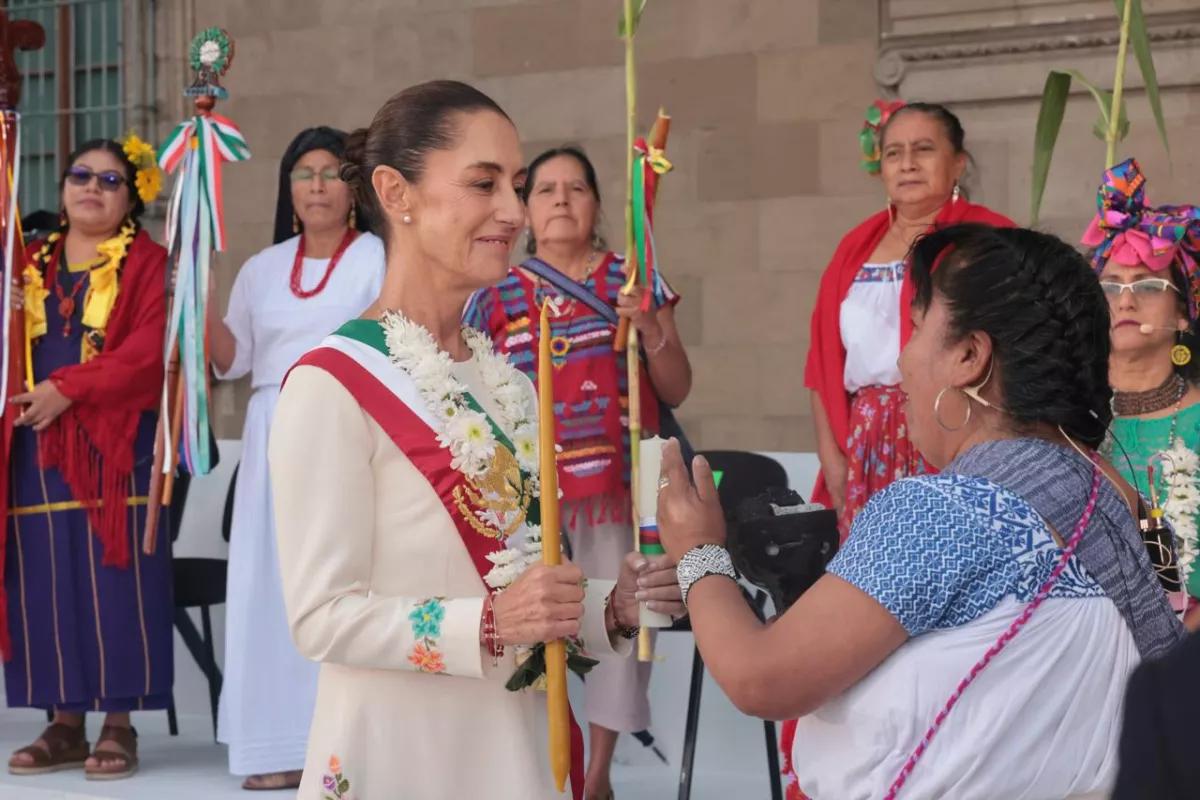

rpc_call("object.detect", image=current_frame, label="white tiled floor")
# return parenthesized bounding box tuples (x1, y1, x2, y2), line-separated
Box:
(0, 616, 784, 799)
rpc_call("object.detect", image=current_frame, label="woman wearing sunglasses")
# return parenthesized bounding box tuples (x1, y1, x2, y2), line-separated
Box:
(206, 126, 384, 791)
(1090, 158, 1200, 631)
(4, 136, 170, 780)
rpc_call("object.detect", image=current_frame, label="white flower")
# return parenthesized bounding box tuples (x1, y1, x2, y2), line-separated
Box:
(513, 433, 538, 471)
(199, 40, 221, 67)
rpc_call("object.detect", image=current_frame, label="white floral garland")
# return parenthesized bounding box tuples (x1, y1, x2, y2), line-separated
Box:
(1157, 438, 1199, 587)
(381, 310, 539, 483)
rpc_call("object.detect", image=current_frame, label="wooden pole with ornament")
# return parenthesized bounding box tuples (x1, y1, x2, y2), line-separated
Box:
(0, 8, 44, 559)
(617, 0, 675, 662)
(143, 27, 251, 555)
(537, 297, 571, 792)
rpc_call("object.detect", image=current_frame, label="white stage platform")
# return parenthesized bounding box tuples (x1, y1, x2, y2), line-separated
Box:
(0, 443, 812, 798)
(0, 629, 784, 799)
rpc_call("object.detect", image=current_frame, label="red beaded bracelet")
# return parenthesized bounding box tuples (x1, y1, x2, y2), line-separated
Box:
(483, 593, 504, 664)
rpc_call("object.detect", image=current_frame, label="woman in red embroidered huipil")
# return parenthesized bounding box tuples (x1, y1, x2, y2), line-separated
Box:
(464, 145, 693, 799)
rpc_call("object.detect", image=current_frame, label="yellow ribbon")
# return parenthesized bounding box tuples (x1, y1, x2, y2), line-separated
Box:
(646, 145, 673, 176)
(22, 264, 48, 340)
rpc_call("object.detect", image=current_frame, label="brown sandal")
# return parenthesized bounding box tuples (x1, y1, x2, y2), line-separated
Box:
(242, 770, 304, 791)
(7, 721, 90, 775)
(84, 724, 138, 781)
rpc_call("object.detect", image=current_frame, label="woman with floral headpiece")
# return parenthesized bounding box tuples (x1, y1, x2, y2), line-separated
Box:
(793, 100, 1014, 799)
(2, 135, 171, 780)
(1089, 158, 1200, 631)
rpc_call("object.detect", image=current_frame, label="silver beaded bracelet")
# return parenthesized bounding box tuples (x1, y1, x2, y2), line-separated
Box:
(677, 544, 738, 608)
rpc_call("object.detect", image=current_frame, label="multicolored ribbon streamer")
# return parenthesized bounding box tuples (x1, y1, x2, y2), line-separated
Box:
(631, 137, 672, 313)
(1082, 157, 1200, 320)
(157, 112, 250, 475)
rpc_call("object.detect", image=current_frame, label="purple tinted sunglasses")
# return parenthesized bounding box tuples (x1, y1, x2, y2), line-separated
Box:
(64, 165, 127, 192)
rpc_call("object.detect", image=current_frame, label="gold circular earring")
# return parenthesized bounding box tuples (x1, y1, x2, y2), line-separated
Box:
(934, 387, 971, 432)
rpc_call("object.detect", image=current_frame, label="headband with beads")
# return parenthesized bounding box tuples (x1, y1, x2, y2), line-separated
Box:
(859, 99, 906, 177)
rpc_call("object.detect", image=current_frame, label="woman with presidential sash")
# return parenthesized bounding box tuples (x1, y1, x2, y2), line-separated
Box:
(268, 81, 683, 798)
(3, 135, 171, 780)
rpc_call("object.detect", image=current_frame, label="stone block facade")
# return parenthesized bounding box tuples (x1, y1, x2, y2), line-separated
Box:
(152, 0, 1200, 453)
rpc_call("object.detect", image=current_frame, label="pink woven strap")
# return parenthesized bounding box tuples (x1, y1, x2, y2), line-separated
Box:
(883, 460, 1103, 799)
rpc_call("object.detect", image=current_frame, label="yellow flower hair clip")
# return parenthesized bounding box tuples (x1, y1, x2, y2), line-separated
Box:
(119, 130, 164, 204)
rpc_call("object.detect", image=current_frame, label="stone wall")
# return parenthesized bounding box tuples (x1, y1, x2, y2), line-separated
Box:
(155, 0, 1200, 452)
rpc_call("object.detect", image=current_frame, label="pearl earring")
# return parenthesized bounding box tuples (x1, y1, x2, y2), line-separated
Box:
(403, 213, 412, 224)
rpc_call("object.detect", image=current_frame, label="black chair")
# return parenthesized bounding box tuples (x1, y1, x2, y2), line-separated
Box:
(673, 450, 788, 800)
(168, 450, 234, 742)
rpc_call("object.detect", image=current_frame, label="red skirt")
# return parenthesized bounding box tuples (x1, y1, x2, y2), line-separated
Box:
(781, 385, 931, 798)
(838, 384, 932, 540)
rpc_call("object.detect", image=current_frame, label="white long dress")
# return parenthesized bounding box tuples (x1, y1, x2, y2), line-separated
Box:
(215, 232, 385, 776)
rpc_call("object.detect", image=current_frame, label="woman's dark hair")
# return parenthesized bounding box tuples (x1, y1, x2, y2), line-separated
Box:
(521, 145, 605, 256)
(1166, 259, 1200, 381)
(61, 138, 145, 222)
(910, 223, 1113, 448)
(880, 102, 975, 199)
(340, 80, 510, 243)
(273, 125, 372, 245)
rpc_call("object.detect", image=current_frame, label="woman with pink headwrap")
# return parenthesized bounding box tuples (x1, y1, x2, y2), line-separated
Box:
(1089, 158, 1200, 630)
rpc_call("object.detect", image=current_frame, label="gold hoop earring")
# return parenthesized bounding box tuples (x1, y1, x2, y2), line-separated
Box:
(293, 213, 300, 235)
(934, 387, 971, 432)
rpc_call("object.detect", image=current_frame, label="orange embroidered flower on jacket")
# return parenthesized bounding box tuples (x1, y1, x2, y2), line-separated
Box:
(408, 642, 446, 674)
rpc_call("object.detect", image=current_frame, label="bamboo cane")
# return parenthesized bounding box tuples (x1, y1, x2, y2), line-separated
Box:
(1105, 0, 1134, 169)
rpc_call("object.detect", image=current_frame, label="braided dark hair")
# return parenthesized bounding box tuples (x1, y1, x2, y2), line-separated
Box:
(910, 223, 1113, 448)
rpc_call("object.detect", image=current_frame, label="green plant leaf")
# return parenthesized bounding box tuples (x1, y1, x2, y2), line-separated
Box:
(617, 0, 648, 37)
(1031, 71, 1072, 226)
(1030, 68, 1118, 224)
(1115, 0, 1170, 165)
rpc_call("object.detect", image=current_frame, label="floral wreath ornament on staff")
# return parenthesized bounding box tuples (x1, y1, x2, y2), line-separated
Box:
(143, 26, 250, 556)
(859, 98, 907, 176)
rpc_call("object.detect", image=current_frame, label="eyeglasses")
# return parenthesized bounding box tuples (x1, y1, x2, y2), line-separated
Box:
(290, 167, 341, 183)
(1098, 278, 1179, 298)
(64, 165, 127, 192)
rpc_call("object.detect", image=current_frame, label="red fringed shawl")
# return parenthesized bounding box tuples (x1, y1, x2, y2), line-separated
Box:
(802, 201, 1015, 508)
(0, 229, 166, 659)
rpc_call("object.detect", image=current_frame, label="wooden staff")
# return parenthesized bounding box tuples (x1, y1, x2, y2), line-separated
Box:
(143, 86, 221, 556)
(0, 10, 43, 535)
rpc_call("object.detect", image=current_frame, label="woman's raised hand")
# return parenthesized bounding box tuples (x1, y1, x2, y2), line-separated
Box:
(492, 562, 585, 646)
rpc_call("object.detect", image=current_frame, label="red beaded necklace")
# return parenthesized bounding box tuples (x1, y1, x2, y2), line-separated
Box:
(289, 229, 359, 300)
(46, 238, 88, 336)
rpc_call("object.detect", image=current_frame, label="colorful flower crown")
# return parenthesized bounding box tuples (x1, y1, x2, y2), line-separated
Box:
(1082, 157, 1200, 321)
(119, 130, 164, 205)
(859, 99, 907, 176)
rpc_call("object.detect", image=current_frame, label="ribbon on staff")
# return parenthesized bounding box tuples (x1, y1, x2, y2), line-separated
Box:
(156, 112, 250, 476)
(630, 137, 672, 313)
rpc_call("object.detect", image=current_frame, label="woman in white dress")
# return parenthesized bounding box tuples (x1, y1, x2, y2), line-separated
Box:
(208, 127, 385, 791)
(658, 224, 1182, 799)
(268, 80, 684, 799)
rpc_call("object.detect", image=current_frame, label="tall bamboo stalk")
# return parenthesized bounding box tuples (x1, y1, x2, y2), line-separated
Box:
(1106, 0, 1134, 168)
(620, 0, 653, 664)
